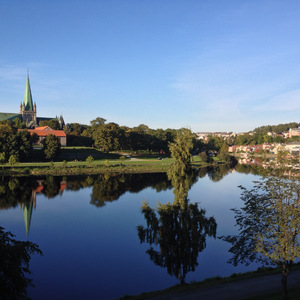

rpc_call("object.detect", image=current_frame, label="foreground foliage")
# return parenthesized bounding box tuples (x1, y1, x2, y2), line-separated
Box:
(0, 227, 42, 299)
(221, 176, 300, 299)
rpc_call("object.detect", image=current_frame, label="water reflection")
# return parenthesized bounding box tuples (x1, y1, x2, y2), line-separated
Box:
(0, 165, 271, 299)
(90, 173, 171, 207)
(0, 173, 173, 237)
(0, 164, 261, 239)
(220, 176, 300, 298)
(137, 167, 217, 284)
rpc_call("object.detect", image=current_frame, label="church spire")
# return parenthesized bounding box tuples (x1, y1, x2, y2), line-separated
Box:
(22, 201, 33, 237)
(23, 74, 34, 111)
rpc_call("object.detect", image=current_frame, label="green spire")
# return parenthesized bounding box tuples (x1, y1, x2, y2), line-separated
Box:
(23, 202, 33, 237)
(23, 74, 34, 111)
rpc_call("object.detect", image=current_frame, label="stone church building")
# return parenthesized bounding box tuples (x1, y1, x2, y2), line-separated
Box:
(0, 74, 64, 128)
(0, 75, 67, 146)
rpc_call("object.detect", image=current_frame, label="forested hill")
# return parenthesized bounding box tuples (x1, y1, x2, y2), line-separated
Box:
(253, 122, 300, 134)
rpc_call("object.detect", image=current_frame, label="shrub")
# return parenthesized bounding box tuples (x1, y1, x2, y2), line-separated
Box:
(86, 155, 94, 164)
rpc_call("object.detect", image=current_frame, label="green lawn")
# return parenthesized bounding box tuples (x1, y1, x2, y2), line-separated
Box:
(0, 147, 214, 175)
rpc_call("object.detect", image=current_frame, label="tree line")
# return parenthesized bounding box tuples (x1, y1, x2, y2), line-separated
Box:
(64, 117, 183, 153)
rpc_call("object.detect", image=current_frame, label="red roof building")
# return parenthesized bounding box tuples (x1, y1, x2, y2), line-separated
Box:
(20, 126, 67, 146)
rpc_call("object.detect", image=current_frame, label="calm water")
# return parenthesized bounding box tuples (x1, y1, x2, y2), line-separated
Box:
(0, 168, 263, 299)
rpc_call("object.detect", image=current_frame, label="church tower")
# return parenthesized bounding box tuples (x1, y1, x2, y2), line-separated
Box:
(20, 74, 37, 128)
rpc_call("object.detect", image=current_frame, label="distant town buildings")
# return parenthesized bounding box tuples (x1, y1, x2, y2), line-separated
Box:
(289, 127, 300, 138)
(196, 132, 236, 141)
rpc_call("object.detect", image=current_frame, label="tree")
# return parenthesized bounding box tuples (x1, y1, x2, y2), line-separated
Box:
(42, 134, 61, 160)
(0, 226, 42, 299)
(48, 119, 61, 130)
(221, 176, 300, 299)
(199, 151, 208, 163)
(92, 122, 124, 152)
(138, 142, 217, 284)
(168, 128, 193, 176)
(8, 154, 18, 167)
(0, 152, 6, 167)
(90, 117, 106, 130)
(12, 118, 25, 129)
(86, 155, 94, 165)
(0, 123, 34, 162)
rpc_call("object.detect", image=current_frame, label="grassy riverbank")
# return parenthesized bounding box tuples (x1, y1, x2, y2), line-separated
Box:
(119, 264, 300, 299)
(0, 147, 211, 176)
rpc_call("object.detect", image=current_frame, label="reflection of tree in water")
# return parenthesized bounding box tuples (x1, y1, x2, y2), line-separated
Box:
(90, 173, 171, 207)
(137, 201, 216, 284)
(167, 167, 198, 210)
(0, 226, 42, 299)
(0, 177, 39, 209)
(220, 176, 300, 299)
(138, 163, 217, 284)
(43, 176, 62, 198)
(206, 164, 232, 182)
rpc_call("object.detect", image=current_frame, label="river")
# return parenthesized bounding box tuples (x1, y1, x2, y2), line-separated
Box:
(0, 167, 264, 299)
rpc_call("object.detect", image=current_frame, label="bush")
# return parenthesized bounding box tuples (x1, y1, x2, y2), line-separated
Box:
(86, 155, 94, 164)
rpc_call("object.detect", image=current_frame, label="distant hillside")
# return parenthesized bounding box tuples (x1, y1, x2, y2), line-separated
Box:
(253, 122, 300, 134)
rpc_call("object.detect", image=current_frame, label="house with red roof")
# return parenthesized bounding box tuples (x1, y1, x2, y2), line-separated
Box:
(23, 126, 67, 146)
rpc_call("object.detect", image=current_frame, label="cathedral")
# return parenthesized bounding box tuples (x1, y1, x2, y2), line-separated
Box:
(0, 74, 64, 128)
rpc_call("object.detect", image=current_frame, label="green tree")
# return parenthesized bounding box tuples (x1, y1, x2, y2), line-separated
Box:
(168, 128, 193, 176)
(221, 176, 300, 299)
(48, 119, 61, 130)
(39, 120, 49, 127)
(8, 154, 18, 167)
(138, 144, 217, 284)
(42, 134, 61, 160)
(199, 151, 209, 163)
(86, 155, 94, 164)
(0, 226, 42, 299)
(12, 118, 25, 129)
(90, 117, 106, 131)
(92, 122, 124, 152)
(0, 152, 6, 167)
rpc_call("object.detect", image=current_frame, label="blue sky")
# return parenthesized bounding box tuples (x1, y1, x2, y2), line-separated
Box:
(1, 0, 300, 132)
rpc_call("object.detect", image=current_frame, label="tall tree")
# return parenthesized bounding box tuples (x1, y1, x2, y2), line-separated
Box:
(168, 128, 193, 176)
(92, 122, 124, 152)
(221, 176, 300, 299)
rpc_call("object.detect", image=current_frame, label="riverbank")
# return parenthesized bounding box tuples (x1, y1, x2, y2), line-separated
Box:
(120, 265, 300, 299)
(0, 148, 213, 176)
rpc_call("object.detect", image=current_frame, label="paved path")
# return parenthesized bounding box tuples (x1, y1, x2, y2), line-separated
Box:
(147, 270, 300, 300)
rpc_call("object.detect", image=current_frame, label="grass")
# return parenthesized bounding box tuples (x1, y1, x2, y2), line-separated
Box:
(0, 147, 216, 176)
(119, 264, 300, 300)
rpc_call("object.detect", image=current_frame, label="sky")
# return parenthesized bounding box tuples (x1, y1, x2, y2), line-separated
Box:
(1, 0, 300, 133)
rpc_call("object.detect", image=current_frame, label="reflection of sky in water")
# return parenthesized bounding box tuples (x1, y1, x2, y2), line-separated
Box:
(0, 172, 263, 300)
